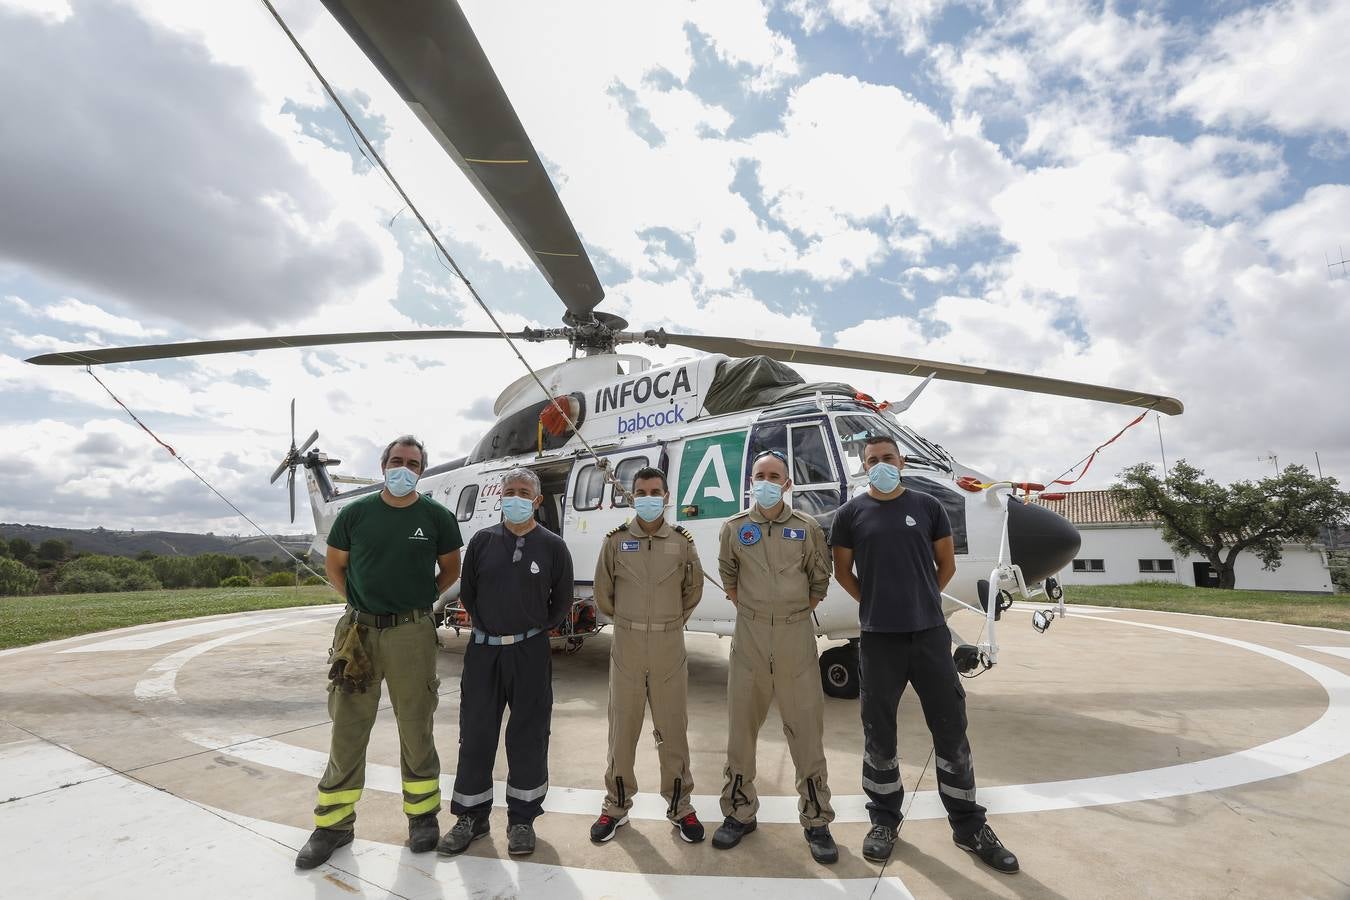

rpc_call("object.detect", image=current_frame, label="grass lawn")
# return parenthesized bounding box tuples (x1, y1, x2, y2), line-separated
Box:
(0, 585, 338, 650)
(1065, 582, 1350, 631)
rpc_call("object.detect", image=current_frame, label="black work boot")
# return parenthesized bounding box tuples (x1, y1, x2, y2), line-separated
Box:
(804, 825, 838, 864)
(295, 827, 354, 869)
(507, 822, 536, 856)
(862, 824, 897, 862)
(408, 813, 439, 853)
(954, 824, 1019, 873)
(711, 816, 756, 850)
(437, 813, 489, 856)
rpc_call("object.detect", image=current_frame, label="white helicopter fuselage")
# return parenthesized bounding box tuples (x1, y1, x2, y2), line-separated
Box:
(302, 352, 1070, 644)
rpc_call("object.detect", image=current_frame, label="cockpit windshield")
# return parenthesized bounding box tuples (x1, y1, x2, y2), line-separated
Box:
(833, 413, 951, 474)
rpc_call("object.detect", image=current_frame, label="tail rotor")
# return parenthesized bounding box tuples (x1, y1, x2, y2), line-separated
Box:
(271, 398, 319, 523)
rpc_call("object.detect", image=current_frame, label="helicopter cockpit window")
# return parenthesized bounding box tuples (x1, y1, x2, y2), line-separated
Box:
(572, 464, 606, 511)
(834, 414, 946, 474)
(790, 424, 834, 484)
(610, 456, 648, 508)
(454, 484, 479, 522)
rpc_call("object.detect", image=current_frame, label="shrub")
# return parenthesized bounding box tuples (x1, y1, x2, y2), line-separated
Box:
(220, 575, 252, 588)
(191, 553, 250, 588)
(8, 538, 33, 559)
(38, 539, 70, 561)
(263, 571, 297, 587)
(0, 557, 40, 596)
(302, 575, 326, 586)
(151, 556, 197, 589)
(56, 555, 161, 593)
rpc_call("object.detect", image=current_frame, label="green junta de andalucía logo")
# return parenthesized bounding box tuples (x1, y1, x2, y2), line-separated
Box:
(676, 431, 747, 520)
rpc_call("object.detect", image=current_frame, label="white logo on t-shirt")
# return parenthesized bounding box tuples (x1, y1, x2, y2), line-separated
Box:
(410, 527, 427, 540)
(905, 515, 917, 527)
(530, 561, 540, 574)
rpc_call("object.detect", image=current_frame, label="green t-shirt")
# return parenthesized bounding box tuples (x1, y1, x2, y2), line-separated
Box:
(326, 493, 464, 615)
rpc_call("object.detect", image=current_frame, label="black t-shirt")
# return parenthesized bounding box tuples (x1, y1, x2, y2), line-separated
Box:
(830, 488, 953, 633)
(460, 523, 575, 636)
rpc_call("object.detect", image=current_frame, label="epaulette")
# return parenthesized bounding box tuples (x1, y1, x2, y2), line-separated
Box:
(605, 523, 627, 538)
(672, 524, 695, 542)
(726, 509, 751, 521)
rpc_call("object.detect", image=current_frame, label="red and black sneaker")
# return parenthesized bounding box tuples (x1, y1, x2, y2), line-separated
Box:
(674, 812, 705, 843)
(590, 813, 627, 844)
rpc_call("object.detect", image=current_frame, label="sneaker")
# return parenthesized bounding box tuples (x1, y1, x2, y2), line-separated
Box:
(408, 813, 439, 853)
(590, 813, 627, 844)
(436, 814, 488, 856)
(711, 816, 756, 850)
(862, 824, 897, 862)
(507, 822, 536, 856)
(804, 825, 838, 864)
(674, 812, 705, 844)
(954, 824, 1019, 873)
(295, 827, 354, 869)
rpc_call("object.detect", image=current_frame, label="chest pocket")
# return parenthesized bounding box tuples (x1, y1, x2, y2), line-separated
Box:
(769, 526, 806, 575)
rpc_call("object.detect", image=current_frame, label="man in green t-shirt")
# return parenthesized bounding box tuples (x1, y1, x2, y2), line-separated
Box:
(296, 435, 463, 870)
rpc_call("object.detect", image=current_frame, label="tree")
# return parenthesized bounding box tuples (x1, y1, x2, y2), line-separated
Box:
(8, 538, 33, 560)
(38, 539, 70, 561)
(0, 557, 40, 595)
(1114, 461, 1350, 590)
(56, 555, 161, 594)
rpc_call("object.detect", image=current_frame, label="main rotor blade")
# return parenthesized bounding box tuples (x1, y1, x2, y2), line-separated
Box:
(290, 397, 296, 448)
(24, 329, 525, 366)
(321, 0, 605, 318)
(288, 467, 296, 524)
(660, 333, 1185, 415)
(297, 430, 319, 456)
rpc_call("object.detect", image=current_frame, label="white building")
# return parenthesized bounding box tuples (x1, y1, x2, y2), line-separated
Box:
(1031, 491, 1334, 593)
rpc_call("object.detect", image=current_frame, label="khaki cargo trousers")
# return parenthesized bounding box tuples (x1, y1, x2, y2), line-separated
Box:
(602, 620, 694, 821)
(720, 607, 834, 828)
(312, 608, 442, 830)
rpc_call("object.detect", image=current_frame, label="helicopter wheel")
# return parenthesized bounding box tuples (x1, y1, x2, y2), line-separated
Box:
(820, 642, 860, 700)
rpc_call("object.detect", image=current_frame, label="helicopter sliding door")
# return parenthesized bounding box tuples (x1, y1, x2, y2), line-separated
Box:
(563, 443, 665, 592)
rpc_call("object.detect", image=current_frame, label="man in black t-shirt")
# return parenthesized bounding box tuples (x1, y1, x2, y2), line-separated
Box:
(832, 435, 1018, 874)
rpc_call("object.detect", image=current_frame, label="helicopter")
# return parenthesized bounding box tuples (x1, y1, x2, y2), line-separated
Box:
(26, 0, 1183, 698)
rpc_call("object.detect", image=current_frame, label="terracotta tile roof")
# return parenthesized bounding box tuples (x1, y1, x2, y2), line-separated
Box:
(1029, 489, 1158, 526)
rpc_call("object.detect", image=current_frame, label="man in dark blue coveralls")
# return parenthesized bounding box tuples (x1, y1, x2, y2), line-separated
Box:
(831, 434, 1018, 874)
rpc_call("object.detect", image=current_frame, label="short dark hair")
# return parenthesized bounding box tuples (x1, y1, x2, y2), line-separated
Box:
(863, 434, 901, 457)
(631, 465, 668, 493)
(382, 435, 427, 470)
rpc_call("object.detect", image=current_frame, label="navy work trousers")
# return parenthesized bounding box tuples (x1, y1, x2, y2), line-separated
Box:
(450, 632, 553, 826)
(859, 625, 986, 839)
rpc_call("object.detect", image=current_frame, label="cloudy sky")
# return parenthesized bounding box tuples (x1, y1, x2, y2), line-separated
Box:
(2, 0, 1348, 535)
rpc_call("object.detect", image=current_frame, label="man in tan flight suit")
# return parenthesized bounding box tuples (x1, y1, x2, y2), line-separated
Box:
(589, 466, 706, 844)
(713, 450, 838, 864)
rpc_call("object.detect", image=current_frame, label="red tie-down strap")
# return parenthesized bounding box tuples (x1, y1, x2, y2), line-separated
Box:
(1050, 410, 1149, 487)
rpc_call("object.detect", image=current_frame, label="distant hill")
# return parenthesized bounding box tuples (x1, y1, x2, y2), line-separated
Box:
(0, 524, 313, 561)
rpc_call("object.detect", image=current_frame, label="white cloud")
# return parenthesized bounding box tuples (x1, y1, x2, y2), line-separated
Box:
(41, 298, 165, 338)
(0, 0, 70, 23)
(1172, 0, 1350, 136)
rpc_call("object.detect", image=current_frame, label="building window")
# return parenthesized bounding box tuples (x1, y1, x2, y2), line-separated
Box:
(572, 465, 606, 511)
(1073, 559, 1105, 573)
(454, 485, 479, 522)
(1139, 559, 1175, 573)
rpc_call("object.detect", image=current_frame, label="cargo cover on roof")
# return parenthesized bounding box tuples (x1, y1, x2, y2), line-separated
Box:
(702, 356, 857, 416)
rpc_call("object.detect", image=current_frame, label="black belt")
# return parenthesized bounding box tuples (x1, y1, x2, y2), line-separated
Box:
(347, 606, 432, 629)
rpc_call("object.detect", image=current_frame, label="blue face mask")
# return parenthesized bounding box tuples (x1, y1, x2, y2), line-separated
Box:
(633, 496, 665, 522)
(501, 496, 535, 525)
(867, 461, 901, 493)
(751, 480, 783, 509)
(384, 466, 418, 498)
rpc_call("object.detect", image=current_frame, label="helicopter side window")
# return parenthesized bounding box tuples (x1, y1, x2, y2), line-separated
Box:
(454, 485, 479, 522)
(834, 414, 943, 473)
(610, 456, 648, 508)
(789, 424, 835, 484)
(572, 464, 606, 511)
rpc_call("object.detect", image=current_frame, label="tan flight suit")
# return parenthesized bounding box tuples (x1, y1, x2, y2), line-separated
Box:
(594, 518, 704, 821)
(718, 505, 834, 828)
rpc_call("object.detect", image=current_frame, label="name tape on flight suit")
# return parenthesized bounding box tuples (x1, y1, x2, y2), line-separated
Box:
(619, 540, 641, 551)
(781, 527, 806, 541)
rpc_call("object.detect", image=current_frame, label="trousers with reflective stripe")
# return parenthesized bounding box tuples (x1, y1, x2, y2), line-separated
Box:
(858, 625, 986, 839)
(451, 632, 552, 826)
(313, 610, 442, 830)
(720, 613, 834, 828)
(603, 626, 694, 821)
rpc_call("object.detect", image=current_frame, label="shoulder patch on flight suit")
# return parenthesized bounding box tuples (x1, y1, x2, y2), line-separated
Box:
(672, 525, 695, 543)
(737, 522, 762, 545)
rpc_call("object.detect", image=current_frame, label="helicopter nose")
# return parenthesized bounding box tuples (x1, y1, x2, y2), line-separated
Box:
(1006, 497, 1081, 585)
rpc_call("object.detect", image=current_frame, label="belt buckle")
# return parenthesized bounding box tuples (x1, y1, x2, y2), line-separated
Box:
(499, 633, 518, 645)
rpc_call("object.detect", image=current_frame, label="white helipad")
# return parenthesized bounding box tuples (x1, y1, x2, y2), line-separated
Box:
(2, 602, 1348, 898)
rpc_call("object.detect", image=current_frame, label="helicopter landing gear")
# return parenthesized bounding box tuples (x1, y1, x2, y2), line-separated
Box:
(820, 640, 860, 699)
